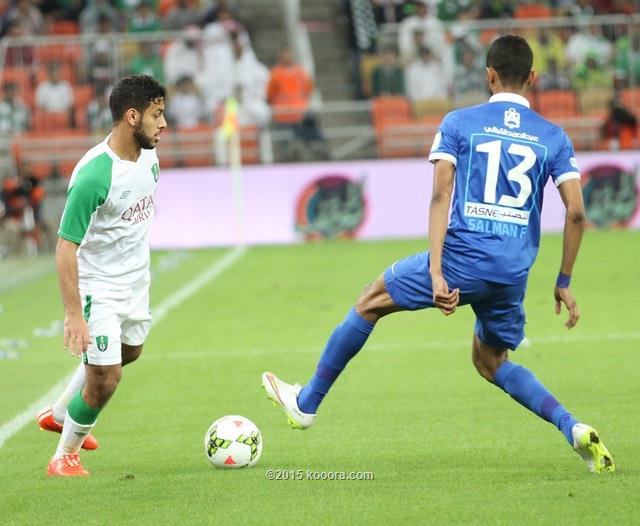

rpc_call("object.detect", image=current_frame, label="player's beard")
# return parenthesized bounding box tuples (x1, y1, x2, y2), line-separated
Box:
(133, 121, 156, 150)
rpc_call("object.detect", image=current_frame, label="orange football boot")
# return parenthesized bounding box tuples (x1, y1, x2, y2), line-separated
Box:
(36, 406, 99, 450)
(47, 454, 90, 477)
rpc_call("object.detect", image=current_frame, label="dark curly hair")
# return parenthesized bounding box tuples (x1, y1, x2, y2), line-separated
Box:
(109, 75, 167, 123)
(486, 35, 534, 87)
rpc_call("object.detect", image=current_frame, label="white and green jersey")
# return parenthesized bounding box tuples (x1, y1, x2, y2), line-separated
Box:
(58, 136, 160, 291)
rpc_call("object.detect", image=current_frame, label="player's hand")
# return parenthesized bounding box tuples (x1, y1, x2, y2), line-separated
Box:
(63, 313, 90, 356)
(554, 286, 579, 329)
(431, 273, 459, 316)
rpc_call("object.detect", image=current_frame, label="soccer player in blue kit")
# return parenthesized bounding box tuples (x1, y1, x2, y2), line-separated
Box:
(262, 35, 615, 473)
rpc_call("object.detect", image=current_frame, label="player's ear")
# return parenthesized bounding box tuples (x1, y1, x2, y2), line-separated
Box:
(125, 108, 139, 127)
(526, 70, 537, 89)
(486, 67, 497, 87)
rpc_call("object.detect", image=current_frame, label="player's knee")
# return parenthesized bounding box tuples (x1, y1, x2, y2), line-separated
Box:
(122, 344, 143, 365)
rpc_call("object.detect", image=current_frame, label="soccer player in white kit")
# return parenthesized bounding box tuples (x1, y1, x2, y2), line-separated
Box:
(38, 75, 167, 477)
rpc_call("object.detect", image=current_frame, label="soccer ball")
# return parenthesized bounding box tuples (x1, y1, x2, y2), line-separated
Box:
(204, 415, 263, 469)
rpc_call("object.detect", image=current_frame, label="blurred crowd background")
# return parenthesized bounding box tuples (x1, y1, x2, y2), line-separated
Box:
(1, 0, 640, 257)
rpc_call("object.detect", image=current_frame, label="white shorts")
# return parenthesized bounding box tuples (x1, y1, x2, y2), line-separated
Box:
(80, 281, 152, 366)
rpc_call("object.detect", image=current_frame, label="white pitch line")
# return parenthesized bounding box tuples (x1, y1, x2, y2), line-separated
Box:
(145, 330, 640, 361)
(0, 246, 247, 449)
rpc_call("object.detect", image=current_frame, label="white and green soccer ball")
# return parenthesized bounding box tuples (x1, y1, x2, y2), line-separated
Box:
(204, 415, 263, 469)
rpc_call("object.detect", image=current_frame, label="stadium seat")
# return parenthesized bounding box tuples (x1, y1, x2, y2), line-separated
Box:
(579, 89, 614, 117)
(240, 126, 260, 165)
(35, 43, 82, 65)
(170, 125, 216, 167)
(32, 111, 73, 132)
(377, 121, 437, 158)
(371, 96, 412, 130)
(620, 88, 640, 110)
(412, 98, 450, 119)
(50, 20, 80, 35)
(514, 4, 553, 18)
(538, 90, 579, 118)
(35, 62, 76, 85)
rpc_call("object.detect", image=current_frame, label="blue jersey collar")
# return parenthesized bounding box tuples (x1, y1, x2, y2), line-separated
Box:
(489, 93, 530, 108)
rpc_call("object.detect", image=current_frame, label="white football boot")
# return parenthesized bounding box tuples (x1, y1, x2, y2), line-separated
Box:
(261, 371, 316, 430)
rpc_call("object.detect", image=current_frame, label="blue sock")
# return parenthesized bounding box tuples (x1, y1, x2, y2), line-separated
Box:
(494, 361, 578, 445)
(298, 308, 374, 414)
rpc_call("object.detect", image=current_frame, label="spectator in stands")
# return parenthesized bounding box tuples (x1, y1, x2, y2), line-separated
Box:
(453, 45, 486, 104)
(0, 82, 30, 136)
(537, 57, 572, 90)
(167, 76, 204, 130)
(268, 47, 325, 160)
(267, 47, 313, 128)
(130, 42, 165, 82)
(3, 21, 35, 67)
(372, 0, 407, 25)
(164, 26, 202, 86)
(231, 36, 271, 128)
(128, 0, 161, 32)
(232, 34, 269, 105)
(5, 0, 44, 36)
(601, 95, 638, 150)
(163, 0, 201, 30)
(79, 0, 121, 33)
(198, 8, 244, 113)
(87, 85, 113, 134)
(529, 28, 567, 77)
(478, 0, 513, 18)
(572, 54, 614, 91)
(566, 24, 612, 70)
(614, 32, 640, 87)
(371, 48, 405, 97)
(341, 0, 377, 99)
(405, 46, 450, 102)
(35, 62, 74, 115)
(398, 1, 447, 65)
(88, 45, 118, 94)
(0, 165, 46, 256)
(200, 0, 240, 27)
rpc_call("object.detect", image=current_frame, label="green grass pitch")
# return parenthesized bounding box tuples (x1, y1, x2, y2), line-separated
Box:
(1, 230, 639, 524)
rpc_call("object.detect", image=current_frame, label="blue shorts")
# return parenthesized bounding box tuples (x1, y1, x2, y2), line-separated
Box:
(384, 252, 526, 350)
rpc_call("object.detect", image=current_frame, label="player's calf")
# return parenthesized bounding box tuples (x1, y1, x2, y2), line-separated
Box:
(471, 335, 508, 382)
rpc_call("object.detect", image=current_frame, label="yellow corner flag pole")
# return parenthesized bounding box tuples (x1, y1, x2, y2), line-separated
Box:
(220, 96, 245, 247)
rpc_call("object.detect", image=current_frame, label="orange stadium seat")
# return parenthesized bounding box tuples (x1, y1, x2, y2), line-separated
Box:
(32, 111, 73, 132)
(514, 4, 553, 18)
(240, 126, 260, 165)
(35, 62, 76, 84)
(371, 96, 412, 129)
(537, 90, 579, 118)
(620, 88, 640, 110)
(35, 43, 82, 65)
(51, 20, 80, 35)
(579, 89, 613, 117)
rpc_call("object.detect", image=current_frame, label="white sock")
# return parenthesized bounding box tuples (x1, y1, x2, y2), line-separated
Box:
(54, 412, 95, 459)
(52, 363, 86, 423)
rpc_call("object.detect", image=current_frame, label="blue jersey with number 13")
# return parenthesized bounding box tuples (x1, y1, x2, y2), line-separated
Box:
(428, 93, 580, 285)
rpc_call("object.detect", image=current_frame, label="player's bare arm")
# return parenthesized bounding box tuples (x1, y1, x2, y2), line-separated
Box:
(555, 178, 586, 329)
(429, 159, 459, 315)
(55, 236, 90, 356)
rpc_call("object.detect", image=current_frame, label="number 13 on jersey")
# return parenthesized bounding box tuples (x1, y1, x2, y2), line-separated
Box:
(465, 135, 548, 228)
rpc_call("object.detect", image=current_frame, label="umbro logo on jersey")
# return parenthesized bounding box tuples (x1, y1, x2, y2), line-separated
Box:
(120, 191, 131, 199)
(504, 107, 520, 129)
